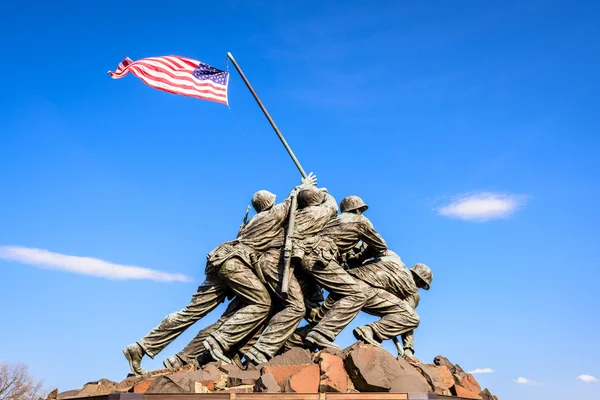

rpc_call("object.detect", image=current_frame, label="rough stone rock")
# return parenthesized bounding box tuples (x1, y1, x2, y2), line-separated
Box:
(342, 342, 362, 357)
(218, 363, 240, 375)
(77, 379, 117, 397)
(57, 390, 81, 399)
(194, 382, 211, 394)
(391, 356, 432, 393)
(415, 364, 454, 395)
(480, 388, 498, 400)
(46, 389, 58, 400)
(168, 370, 216, 392)
(262, 348, 313, 367)
(433, 355, 456, 373)
(253, 372, 281, 393)
(116, 367, 187, 392)
(146, 374, 194, 393)
(453, 384, 483, 399)
(283, 364, 319, 393)
(313, 347, 346, 362)
(199, 363, 225, 381)
(226, 370, 261, 387)
(261, 365, 311, 387)
(224, 385, 255, 393)
(133, 379, 154, 393)
(195, 363, 227, 390)
(345, 344, 429, 393)
(317, 353, 348, 393)
(453, 371, 481, 394)
(454, 363, 466, 374)
(464, 373, 482, 393)
(346, 375, 356, 392)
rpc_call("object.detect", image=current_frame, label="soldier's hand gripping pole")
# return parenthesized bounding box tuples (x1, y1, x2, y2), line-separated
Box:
(281, 190, 299, 299)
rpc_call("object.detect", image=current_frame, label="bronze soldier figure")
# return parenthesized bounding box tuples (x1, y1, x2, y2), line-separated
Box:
(313, 250, 433, 356)
(244, 186, 338, 364)
(122, 176, 315, 375)
(294, 195, 388, 349)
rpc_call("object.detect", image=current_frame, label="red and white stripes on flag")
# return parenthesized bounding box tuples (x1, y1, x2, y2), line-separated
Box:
(108, 56, 229, 105)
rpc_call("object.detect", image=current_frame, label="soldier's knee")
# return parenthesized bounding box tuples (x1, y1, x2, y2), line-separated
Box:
(353, 291, 368, 304)
(289, 301, 306, 318)
(258, 295, 271, 310)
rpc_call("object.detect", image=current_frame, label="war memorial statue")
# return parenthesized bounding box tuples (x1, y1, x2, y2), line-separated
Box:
(105, 54, 500, 398)
(122, 174, 434, 375)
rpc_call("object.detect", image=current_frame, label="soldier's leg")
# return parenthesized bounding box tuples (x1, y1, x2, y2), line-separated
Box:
(209, 258, 272, 353)
(300, 255, 367, 343)
(123, 273, 228, 375)
(311, 292, 342, 323)
(137, 273, 228, 358)
(172, 298, 243, 366)
(295, 267, 324, 308)
(282, 325, 317, 353)
(358, 287, 420, 342)
(248, 249, 306, 360)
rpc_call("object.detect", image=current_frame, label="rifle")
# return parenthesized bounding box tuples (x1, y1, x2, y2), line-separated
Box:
(280, 190, 298, 299)
(239, 205, 251, 232)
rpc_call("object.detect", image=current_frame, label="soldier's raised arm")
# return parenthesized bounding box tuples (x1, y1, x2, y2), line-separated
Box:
(270, 172, 320, 221)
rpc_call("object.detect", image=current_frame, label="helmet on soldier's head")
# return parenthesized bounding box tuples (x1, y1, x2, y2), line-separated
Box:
(297, 186, 325, 208)
(410, 263, 433, 290)
(340, 195, 368, 213)
(252, 190, 276, 213)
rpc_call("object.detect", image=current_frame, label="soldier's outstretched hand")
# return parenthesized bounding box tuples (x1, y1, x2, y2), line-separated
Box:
(301, 172, 317, 186)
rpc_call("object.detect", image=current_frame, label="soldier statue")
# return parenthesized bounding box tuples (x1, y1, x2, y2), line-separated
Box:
(122, 174, 316, 375)
(292, 195, 388, 349)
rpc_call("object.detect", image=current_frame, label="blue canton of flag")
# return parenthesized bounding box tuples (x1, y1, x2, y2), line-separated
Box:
(193, 62, 229, 86)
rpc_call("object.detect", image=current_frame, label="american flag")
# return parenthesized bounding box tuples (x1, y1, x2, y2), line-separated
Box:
(108, 56, 229, 105)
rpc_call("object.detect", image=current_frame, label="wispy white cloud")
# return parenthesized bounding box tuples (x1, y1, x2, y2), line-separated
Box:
(0, 245, 191, 283)
(437, 192, 528, 222)
(468, 368, 495, 374)
(515, 377, 540, 385)
(577, 374, 598, 383)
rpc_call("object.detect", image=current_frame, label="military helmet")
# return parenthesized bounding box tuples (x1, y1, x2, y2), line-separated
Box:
(340, 195, 369, 213)
(251, 190, 276, 213)
(410, 263, 433, 290)
(297, 186, 325, 208)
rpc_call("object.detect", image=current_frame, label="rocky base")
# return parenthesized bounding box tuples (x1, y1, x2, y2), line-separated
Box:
(47, 344, 498, 400)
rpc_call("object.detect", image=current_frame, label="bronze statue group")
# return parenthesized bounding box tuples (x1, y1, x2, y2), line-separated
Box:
(123, 174, 433, 375)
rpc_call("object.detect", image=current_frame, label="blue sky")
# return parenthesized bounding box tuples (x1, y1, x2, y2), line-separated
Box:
(1, 1, 599, 399)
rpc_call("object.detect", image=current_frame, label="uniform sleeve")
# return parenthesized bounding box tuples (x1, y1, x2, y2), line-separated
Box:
(269, 191, 295, 225)
(359, 217, 388, 256)
(305, 193, 338, 229)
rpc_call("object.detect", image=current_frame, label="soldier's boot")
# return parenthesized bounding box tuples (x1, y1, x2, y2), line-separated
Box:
(305, 331, 340, 350)
(202, 337, 232, 364)
(162, 354, 185, 369)
(244, 347, 268, 365)
(123, 343, 147, 376)
(231, 353, 245, 370)
(353, 326, 382, 348)
(196, 350, 214, 367)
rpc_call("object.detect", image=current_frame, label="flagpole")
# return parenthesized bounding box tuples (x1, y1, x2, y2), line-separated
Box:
(226, 52, 307, 179)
